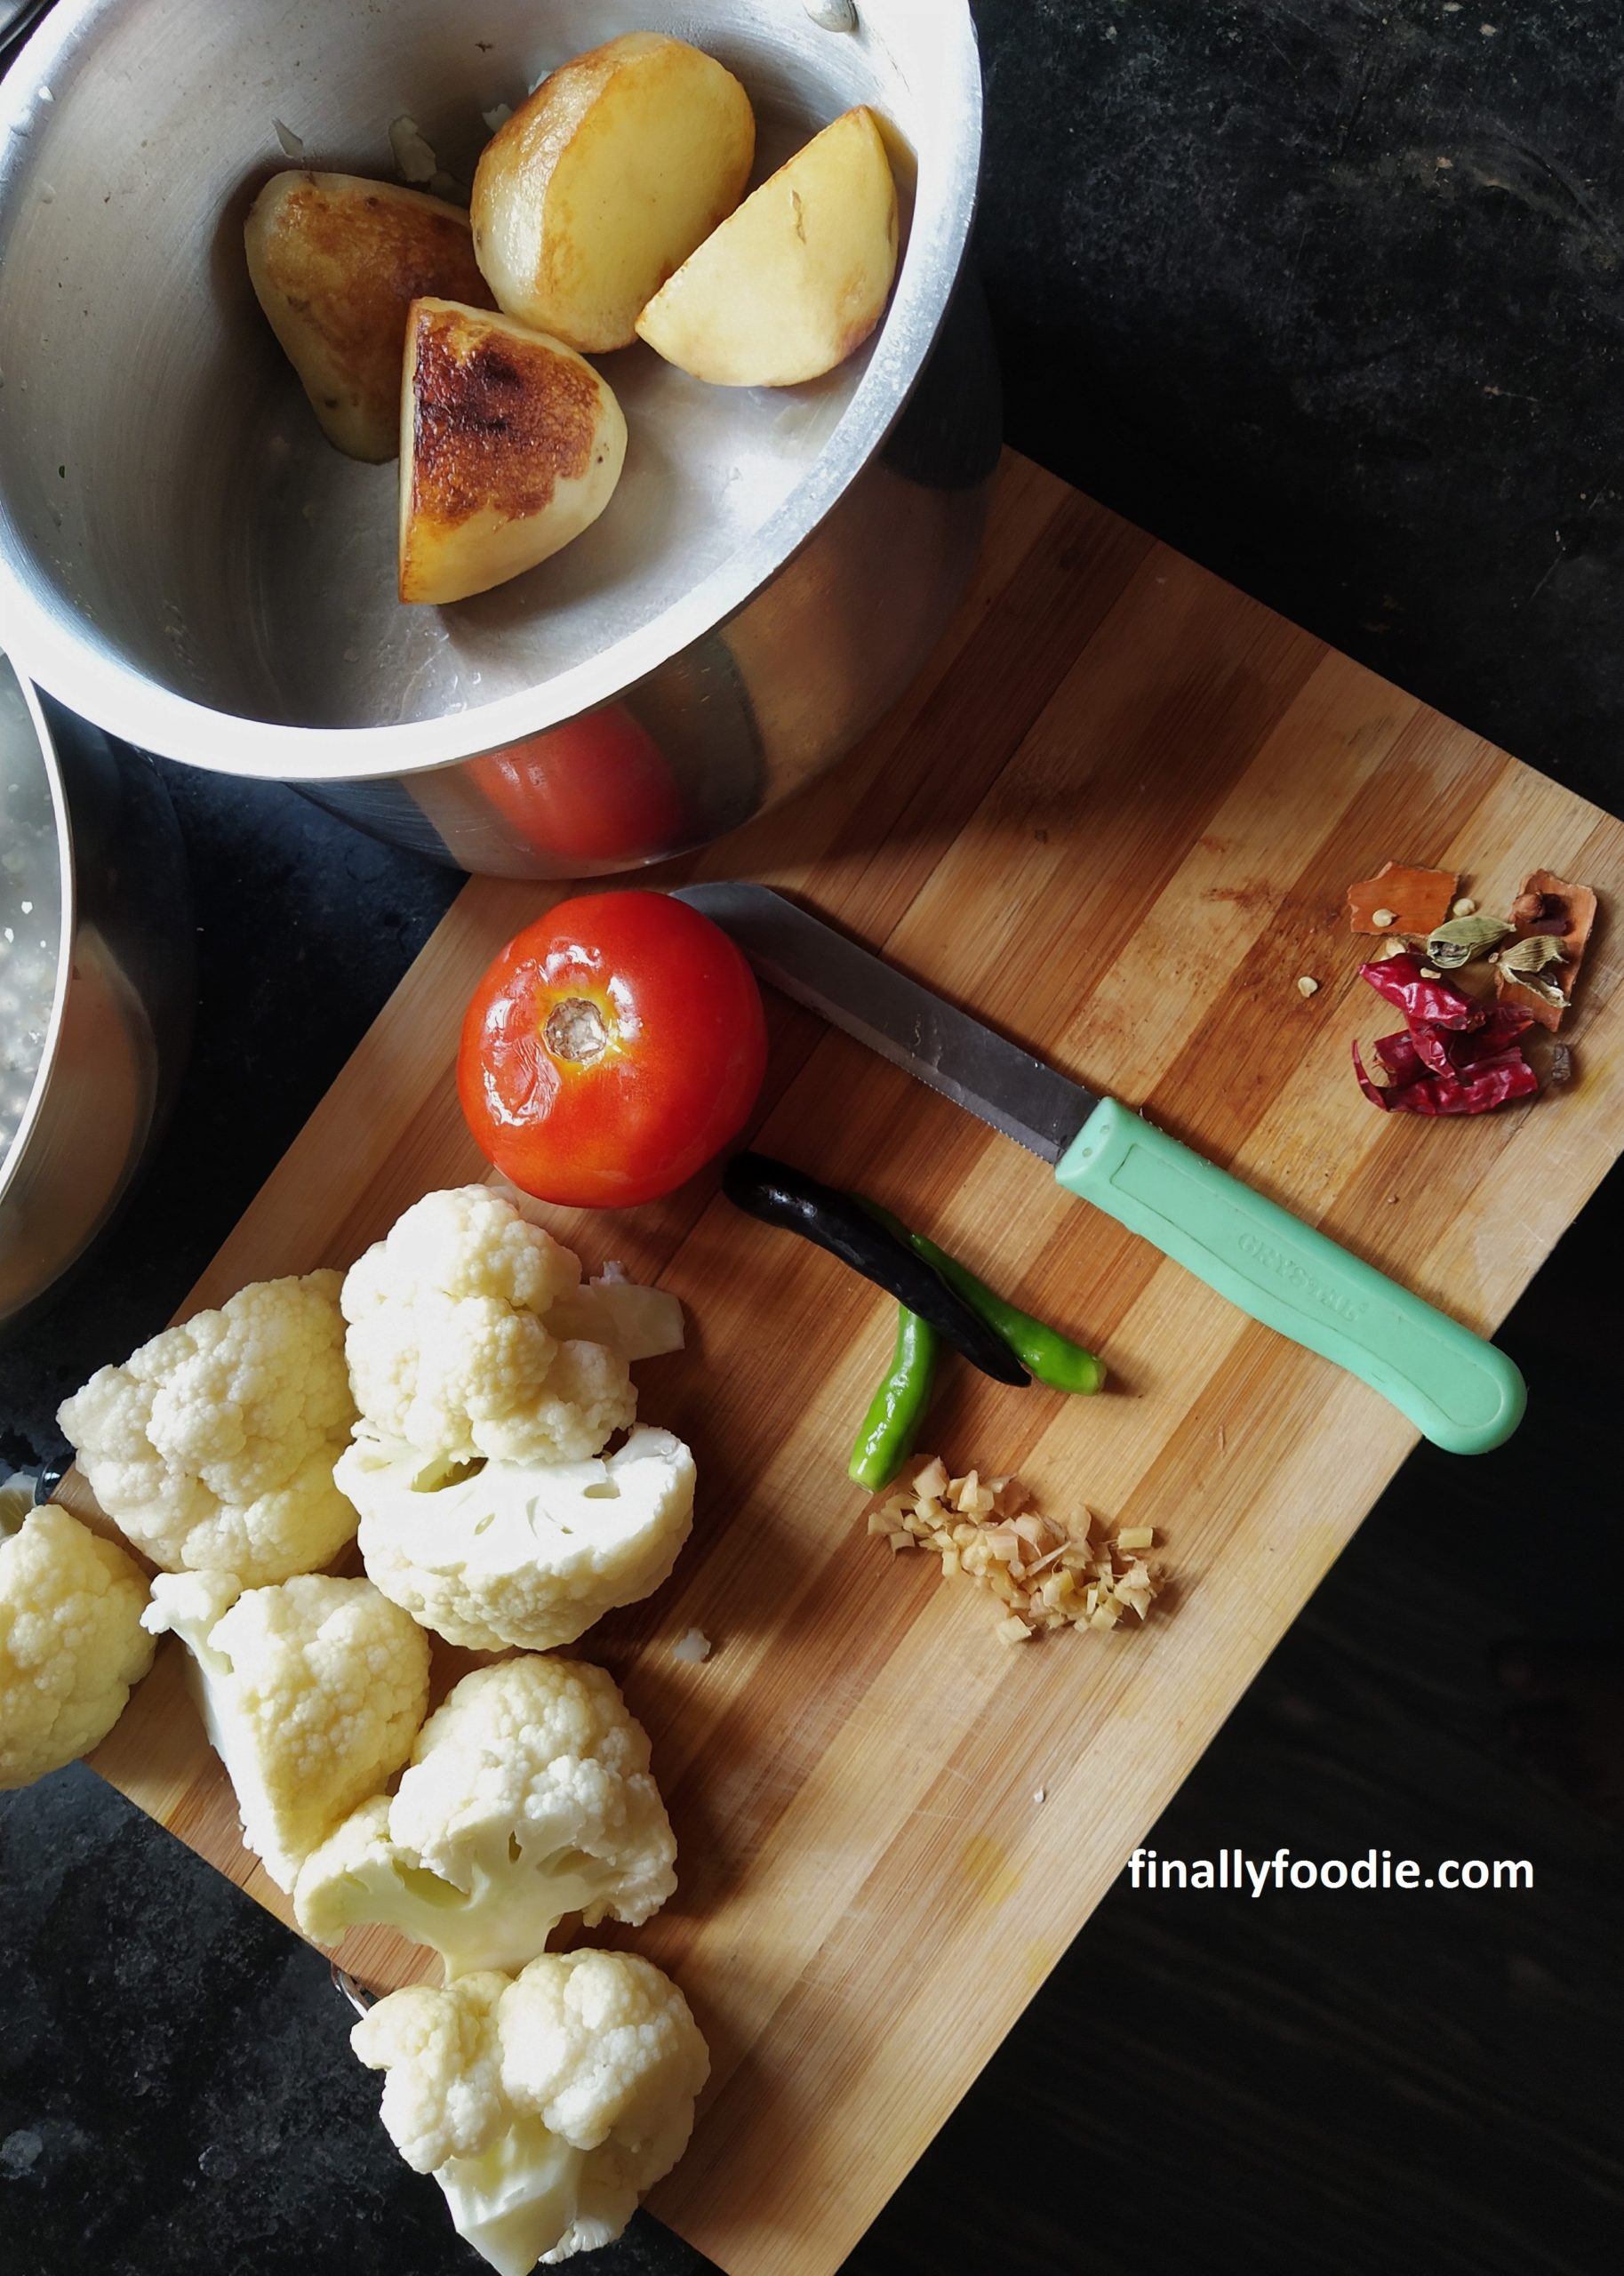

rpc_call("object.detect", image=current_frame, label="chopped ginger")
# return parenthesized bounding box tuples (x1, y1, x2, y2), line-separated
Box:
(864, 1463, 1164, 1640)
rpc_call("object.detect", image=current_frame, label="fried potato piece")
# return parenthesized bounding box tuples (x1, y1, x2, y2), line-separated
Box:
(246, 172, 495, 462)
(636, 107, 900, 388)
(472, 33, 755, 353)
(398, 299, 626, 605)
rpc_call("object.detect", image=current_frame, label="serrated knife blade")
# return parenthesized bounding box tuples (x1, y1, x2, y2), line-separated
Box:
(674, 882, 1095, 1164)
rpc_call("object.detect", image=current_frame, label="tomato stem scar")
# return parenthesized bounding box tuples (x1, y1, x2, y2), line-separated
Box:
(543, 997, 611, 1063)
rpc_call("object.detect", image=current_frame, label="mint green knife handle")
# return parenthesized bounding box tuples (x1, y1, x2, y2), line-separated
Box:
(1056, 1098, 1524, 1455)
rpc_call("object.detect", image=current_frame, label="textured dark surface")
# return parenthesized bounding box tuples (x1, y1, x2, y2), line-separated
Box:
(4, 3, 1623, 2273)
(981, 0, 1624, 819)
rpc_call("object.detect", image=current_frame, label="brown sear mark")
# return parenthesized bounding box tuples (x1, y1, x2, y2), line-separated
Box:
(410, 309, 601, 527)
(267, 179, 493, 414)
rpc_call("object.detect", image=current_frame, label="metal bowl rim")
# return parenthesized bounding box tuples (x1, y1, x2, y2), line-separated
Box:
(0, 0, 984, 784)
(0, 661, 78, 1202)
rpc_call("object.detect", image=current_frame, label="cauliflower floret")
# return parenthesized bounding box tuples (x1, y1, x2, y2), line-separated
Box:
(353, 1951, 708, 2272)
(355, 1971, 513, 2172)
(142, 1569, 430, 1891)
(294, 1656, 676, 1975)
(342, 1188, 635, 1466)
(338, 1425, 696, 1652)
(57, 1271, 358, 1587)
(1, 1501, 155, 1789)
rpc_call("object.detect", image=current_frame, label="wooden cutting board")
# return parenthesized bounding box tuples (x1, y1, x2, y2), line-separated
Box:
(68, 451, 1624, 2276)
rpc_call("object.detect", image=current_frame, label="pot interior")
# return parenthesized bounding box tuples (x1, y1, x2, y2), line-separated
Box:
(0, 0, 969, 740)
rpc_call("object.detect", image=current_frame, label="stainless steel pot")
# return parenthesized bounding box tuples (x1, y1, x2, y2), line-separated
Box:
(0, 658, 193, 1326)
(0, 0, 997, 878)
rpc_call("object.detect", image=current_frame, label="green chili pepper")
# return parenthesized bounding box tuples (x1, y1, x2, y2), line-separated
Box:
(864, 1201, 1106, 1396)
(848, 1305, 940, 1492)
(724, 1154, 1028, 1386)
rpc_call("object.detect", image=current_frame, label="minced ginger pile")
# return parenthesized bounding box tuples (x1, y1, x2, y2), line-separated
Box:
(866, 1457, 1162, 1643)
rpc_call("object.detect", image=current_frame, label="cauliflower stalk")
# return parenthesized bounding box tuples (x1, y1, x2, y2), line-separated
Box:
(342, 1188, 637, 1467)
(543, 1267, 684, 1365)
(339, 1425, 695, 1653)
(58, 1271, 358, 1587)
(295, 1656, 676, 1975)
(352, 1951, 708, 2272)
(142, 1569, 430, 1891)
(1, 1495, 155, 1790)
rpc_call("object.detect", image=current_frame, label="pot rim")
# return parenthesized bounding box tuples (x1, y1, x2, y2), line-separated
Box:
(0, 655, 78, 1203)
(0, 0, 983, 785)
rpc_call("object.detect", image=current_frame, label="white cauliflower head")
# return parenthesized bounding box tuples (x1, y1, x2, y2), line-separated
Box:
(341, 1188, 636, 1467)
(294, 1655, 677, 1975)
(0, 1501, 155, 1790)
(354, 1971, 513, 2173)
(142, 1568, 430, 1891)
(338, 1425, 696, 1653)
(57, 1271, 358, 1587)
(353, 1951, 709, 2272)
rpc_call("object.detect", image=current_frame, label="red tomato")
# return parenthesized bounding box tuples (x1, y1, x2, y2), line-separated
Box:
(471, 709, 687, 866)
(459, 891, 768, 1207)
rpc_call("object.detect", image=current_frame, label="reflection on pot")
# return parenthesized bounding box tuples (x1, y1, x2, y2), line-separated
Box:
(469, 709, 688, 869)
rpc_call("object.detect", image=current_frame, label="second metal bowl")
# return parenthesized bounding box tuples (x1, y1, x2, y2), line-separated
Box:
(0, 658, 193, 1327)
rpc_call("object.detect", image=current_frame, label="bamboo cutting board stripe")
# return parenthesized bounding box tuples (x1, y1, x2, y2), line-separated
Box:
(68, 452, 1624, 2276)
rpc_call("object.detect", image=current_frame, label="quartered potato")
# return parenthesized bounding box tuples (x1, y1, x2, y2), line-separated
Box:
(245, 172, 494, 461)
(636, 108, 900, 389)
(399, 298, 627, 605)
(471, 32, 755, 353)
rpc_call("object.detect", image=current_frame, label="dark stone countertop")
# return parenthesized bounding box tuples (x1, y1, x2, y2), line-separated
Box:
(4, 5, 1621, 2273)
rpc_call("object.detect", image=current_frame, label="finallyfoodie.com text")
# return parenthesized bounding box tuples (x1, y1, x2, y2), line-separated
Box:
(1124, 1847, 1533, 1895)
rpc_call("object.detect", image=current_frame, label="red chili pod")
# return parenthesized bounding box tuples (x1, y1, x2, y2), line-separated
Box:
(1408, 1005, 1535, 1078)
(1354, 1039, 1539, 1116)
(1415, 1051, 1540, 1116)
(1358, 953, 1484, 1031)
(1409, 1023, 1459, 1078)
(1372, 1029, 1429, 1084)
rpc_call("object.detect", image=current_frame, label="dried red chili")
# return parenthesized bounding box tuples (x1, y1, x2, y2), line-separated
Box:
(1355, 961, 1539, 1116)
(1372, 1029, 1428, 1084)
(1447, 1005, 1534, 1062)
(1357, 953, 1484, 1031)
(1353, 1040, 1539, 1116)
(1406, 1003, 1533, 1078)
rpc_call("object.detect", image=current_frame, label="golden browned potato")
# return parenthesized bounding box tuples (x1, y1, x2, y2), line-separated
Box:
(636, 108, 899, 388)
(471, 32, 755, 352)
(245, 172, 495, 461)
(398, 298, 627, 605)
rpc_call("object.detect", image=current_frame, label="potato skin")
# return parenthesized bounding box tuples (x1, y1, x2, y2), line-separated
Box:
(246, 172, 494, 461)
(471, 33, 755, 353)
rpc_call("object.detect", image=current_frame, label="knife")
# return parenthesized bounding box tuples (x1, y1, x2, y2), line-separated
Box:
(675, 882, 1525, 1455)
